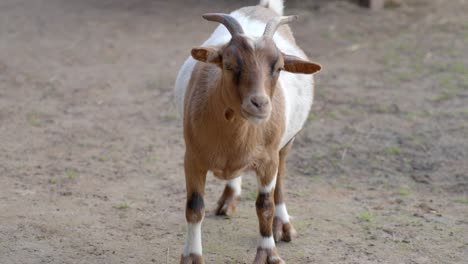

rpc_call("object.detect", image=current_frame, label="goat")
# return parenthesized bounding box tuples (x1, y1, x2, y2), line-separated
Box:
(174, 0, 321, 263)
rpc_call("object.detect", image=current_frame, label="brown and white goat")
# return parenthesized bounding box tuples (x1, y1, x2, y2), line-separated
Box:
(174, 0, 321, 263)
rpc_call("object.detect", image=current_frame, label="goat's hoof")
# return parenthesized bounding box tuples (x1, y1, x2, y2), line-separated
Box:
(215, 195, 238, 216)
(273, 217, 297, 243)
(253, 247, 285, 264)
(180, 254, 204, 264)
(215, 188, 239, 216)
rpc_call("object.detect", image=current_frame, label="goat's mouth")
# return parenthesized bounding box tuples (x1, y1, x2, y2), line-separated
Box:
(240, 108, 270, 124)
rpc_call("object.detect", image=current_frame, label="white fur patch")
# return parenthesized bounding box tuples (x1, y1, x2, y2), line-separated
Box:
(278, 72, 314, 148)
(259, 0, 284, 15)
(258, 236, 276, 249)
(183, 222, 202, 256)
(258, 171, 277, 193)
(227, 177, 242, 196)
(274, 203, 290, 223)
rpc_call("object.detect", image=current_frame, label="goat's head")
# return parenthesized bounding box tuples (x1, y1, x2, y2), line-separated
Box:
(191, 13, 321, 124)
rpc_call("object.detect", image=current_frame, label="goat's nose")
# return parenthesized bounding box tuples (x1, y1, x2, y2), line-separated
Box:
(250, 95, 269, 110)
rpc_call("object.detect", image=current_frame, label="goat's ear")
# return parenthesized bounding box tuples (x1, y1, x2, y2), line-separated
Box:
(191, 47, 222, 65)
(283, 54, 321, 74)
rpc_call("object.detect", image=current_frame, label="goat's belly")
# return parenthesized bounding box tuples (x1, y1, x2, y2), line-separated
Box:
(279, 73, 314, 148)
(209, 168, 247, 181)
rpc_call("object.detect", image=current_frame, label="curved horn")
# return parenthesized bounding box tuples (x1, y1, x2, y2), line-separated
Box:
(202, 13, 244, 36)
(263, 15, 298, 38)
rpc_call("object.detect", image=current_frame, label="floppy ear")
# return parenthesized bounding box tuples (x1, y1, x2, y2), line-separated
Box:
(191, 47, 222, 65)
(283, 54, 321, 74)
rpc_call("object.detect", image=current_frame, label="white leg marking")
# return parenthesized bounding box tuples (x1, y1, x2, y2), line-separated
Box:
(258, 236, 276, 249)
(274, 203, 290, 223)
(183, 222, 202, 256)
(258, 170, 278, 194)
(227, 177, 242, 196)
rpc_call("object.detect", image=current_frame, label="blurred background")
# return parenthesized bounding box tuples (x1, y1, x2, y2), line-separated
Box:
(0, 0, 467, 263)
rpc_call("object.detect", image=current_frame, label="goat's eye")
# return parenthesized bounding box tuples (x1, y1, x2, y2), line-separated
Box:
(273, 67, 283, 76)
(224, 64, 234, 71)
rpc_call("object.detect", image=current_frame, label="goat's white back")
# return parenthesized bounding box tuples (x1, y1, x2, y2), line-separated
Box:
(174, 10, 314, 149)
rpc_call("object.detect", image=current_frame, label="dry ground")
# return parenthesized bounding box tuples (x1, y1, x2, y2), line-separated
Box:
(0, 0, 467, 263)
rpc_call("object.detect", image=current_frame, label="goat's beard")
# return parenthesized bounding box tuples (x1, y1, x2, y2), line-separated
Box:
(240, 108, 270, 125)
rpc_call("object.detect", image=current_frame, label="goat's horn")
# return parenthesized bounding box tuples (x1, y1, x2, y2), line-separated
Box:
(202, 13, 245, 36)
(263, 15, 298, 38)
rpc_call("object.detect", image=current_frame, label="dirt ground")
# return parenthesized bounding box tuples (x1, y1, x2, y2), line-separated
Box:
(0, 0, 467, 263)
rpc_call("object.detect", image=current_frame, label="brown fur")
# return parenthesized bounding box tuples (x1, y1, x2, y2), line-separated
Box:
(184, 41, 286, 183)
(183, 153, 207, 224)
(256, 192, 275, 237)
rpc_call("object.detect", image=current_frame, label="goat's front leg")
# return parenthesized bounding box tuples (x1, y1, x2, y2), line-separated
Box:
(253, 160, 284, 264)
(180, 155, 207, 264)
(215, 176, 242, 216)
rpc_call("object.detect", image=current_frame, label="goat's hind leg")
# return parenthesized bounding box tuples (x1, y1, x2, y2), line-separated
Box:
(273, 138, 297, 243)
(215, 176, 242, 216)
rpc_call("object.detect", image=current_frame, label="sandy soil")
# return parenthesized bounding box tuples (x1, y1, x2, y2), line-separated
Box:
(0, 0, 467, 263)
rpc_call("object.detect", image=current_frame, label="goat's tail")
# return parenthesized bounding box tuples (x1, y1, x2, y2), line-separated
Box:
(259, 0, 284, 16)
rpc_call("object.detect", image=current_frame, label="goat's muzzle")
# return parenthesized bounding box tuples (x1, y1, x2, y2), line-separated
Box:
(241, 94, 272, 125)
